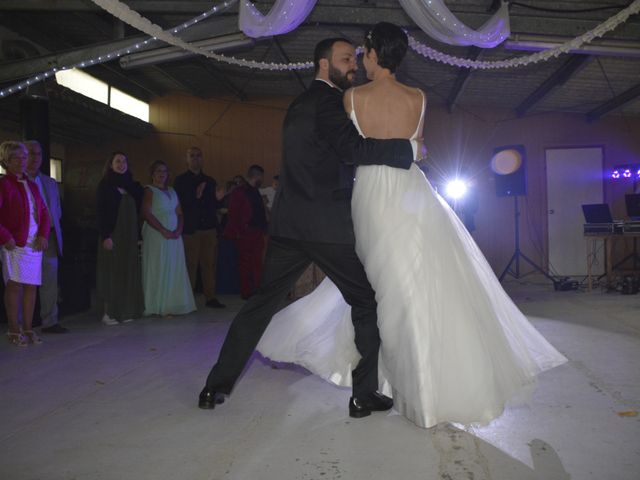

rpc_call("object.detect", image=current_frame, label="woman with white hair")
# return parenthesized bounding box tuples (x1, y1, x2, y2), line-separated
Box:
(0, 141, 50, 346)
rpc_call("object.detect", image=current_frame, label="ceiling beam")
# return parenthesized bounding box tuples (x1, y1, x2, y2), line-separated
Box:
(1, 13, 70, 52)
(0, 36, 148, 83)
(586, 83, 640, 121)
(71, 11, 115, 39)
(488, 0, 503, 13)
(505, 34, 640, 59)
(0, 16, 241, 83)
(196, 58, 247, 101)
(516, 54, 590, 117)
(0, 1, 217, 13)
(273, 37, 306, 93)
(211, 41, 276, 104)
(446, 47, 481, 113)
(151, 65, 202, 97)
(2, 2, 639, 39)
(0, 14, 163, 100)
(119, 32, 255, 69)
(93, 64, 164, 100)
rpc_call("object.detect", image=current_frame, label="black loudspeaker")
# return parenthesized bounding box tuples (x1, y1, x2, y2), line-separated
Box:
(492, 145, 527, 197)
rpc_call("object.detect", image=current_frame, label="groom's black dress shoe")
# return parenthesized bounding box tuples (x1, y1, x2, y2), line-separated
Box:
(349, 392, 393, 418)
(198, 387, 225, 409)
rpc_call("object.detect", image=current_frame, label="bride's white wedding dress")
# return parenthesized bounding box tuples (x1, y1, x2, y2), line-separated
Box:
(257, 90, 567, 428)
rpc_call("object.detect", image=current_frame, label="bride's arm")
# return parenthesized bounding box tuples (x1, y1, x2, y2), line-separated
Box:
(317, 89, 413, 170)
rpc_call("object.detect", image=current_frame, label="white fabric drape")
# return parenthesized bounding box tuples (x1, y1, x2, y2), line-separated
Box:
(398, 0, 510, 47)
(238, 0, 509, 46)
(239, 0, 317, 38)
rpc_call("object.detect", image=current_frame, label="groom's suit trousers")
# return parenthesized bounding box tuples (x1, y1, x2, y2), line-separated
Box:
(205, 236, 380, 397)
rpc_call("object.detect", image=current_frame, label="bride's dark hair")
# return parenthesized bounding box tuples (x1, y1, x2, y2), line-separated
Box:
(364, 22, 408, 73)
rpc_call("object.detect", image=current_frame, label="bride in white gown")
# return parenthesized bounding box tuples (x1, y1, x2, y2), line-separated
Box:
(257, 23, 567, 429)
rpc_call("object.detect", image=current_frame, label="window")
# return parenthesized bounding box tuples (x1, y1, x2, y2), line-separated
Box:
(0, 158, 62, 181)
(50, 158, 63, 183)
(55, 69, 109, 104)
(110, 87, 149, 122)
(55, 68, 149, 122)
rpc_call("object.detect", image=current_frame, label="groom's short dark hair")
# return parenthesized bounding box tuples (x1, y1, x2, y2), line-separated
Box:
(314, 37, 353, 75)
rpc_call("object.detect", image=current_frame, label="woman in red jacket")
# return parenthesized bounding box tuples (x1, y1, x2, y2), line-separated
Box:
(0, 141, 50, 347)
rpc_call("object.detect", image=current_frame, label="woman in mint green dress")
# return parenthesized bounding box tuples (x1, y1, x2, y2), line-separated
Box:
(141, 161, 196, 316)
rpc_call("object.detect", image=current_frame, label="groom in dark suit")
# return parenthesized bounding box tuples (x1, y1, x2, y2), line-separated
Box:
(200, 38, 416, 417)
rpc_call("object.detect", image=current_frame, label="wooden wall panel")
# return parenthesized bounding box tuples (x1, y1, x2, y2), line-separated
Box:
(58, 93, 640, 275)
(135, 93, 289, 185)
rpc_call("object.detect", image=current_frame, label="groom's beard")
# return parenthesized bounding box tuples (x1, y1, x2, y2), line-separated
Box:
(329, 64, 356, 91)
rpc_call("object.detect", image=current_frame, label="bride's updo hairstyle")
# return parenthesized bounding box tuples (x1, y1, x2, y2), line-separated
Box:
(364, 22, 408, 73)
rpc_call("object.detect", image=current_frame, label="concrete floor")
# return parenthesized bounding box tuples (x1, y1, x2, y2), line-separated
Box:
(1, 279, 639, 480)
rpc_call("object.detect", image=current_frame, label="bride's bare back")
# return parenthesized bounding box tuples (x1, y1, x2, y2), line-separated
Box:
(344, 77, 424, 140)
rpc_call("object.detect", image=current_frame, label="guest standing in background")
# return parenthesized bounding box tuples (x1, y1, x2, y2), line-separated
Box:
(218, 180, 238, 231)
(174, 147, 226, 309)
(141, 161, 196, 316)
(215, 180, 241, 296)
(259, 174, 279, 213)
(232, 175, 246, 188)
(0, 141, 50, 346)
(95, 151, 144, 325)
(24, 140, 68, 334)
(224, 165, 268, 300)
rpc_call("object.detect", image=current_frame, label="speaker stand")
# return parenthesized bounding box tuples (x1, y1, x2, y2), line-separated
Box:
(499, 196, 555, 282)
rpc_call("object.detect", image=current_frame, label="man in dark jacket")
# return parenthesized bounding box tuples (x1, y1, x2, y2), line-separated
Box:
(174, 147, 225, 309)
(200, 38, 417, 417)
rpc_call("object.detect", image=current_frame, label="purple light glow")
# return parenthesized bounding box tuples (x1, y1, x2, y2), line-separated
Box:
(610, 163, 640, 180)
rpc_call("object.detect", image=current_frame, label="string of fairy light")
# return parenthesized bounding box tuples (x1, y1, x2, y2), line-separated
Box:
(0, 0, 237, 98)
(1, 0, 639, 99)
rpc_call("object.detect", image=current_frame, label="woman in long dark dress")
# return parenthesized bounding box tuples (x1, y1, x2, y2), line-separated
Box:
(95, 152, 144, 325)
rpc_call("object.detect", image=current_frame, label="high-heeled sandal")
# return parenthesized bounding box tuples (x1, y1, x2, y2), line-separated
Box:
(6, 331, 27, 347)
(22, 330, 43, 345)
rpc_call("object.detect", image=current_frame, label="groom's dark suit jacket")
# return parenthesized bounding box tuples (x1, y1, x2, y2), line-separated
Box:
(270, 80, 413, 245)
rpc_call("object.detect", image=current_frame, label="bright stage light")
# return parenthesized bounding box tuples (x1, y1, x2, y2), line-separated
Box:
(610, 164, 640, 180)
(446, 179, 468, 200)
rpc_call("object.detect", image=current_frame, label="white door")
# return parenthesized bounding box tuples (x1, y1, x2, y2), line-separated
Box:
(546, 147, 604, 276)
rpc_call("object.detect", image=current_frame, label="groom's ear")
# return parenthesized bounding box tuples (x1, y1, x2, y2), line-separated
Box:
(318, 57, 329, 73)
